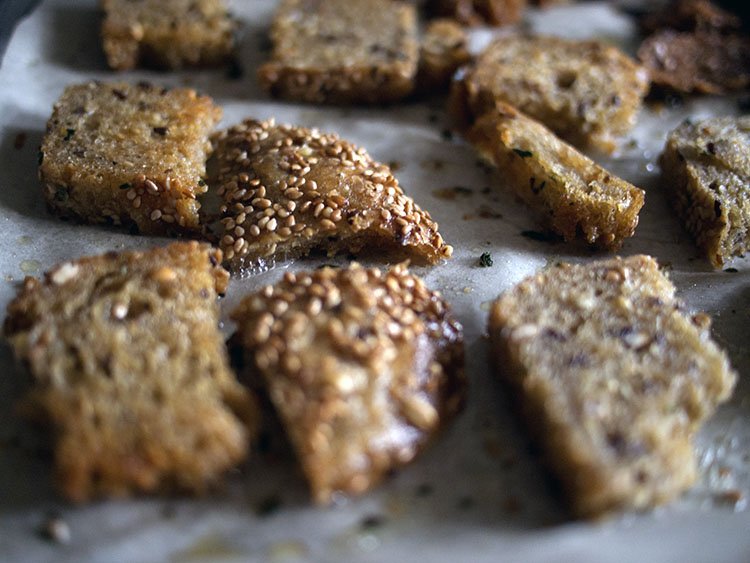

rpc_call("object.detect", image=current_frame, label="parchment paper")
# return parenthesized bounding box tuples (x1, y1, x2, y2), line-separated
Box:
(0, 1, 748, 561)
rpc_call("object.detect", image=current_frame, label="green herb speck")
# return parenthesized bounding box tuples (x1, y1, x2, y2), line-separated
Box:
(479, 252, 493, 267)
(512, 148, 533, 158)
(119, 183, 131, 190)
(63, 128, 75, 141)
(55, 186, 68, 202)
(198, 179, 206, 187)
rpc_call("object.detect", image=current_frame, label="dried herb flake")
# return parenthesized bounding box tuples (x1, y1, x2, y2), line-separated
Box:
(479, 252, 494, 267)
(512, 148, 533, 158)
(63, 129, 75, 141)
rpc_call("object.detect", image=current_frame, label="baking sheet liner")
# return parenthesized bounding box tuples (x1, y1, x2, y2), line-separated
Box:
(0, 1, 748, 561)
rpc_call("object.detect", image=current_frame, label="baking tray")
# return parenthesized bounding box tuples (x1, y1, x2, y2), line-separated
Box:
(0, 1, 748, 561)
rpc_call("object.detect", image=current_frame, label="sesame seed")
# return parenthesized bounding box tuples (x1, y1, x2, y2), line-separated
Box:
(145, 179, 159, 193)
(150, 209, 162, 221)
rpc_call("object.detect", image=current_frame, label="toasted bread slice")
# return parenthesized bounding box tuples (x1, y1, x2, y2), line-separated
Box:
(213, 118, 453, 271)
(660, 116, 750, 267)
(101, 0, 237, 70)
(3, 242, 258, 502)
(467, 103, 644, 250)
(258, 0, 419, 104)
(489, 255, 736, 517)
(39, 81, 221, 234)
(231, 263, 466, 503)
(451, 34, 649, 153)
(418, 19, 472, 92)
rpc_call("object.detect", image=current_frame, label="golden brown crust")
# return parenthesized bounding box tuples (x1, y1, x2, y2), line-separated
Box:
(489, 255, 736, 518)
(466, 102, 645, 250)
(100, 0, 237, 70)
(452, 34, 649, 153)
(257, 0, 419, 104)
(659, 116, 750, 268)
(39, 81, 221, 235)
(3, 242, 257, 502)
(231, 263, 466, 503)
(212, 118, 453, 272)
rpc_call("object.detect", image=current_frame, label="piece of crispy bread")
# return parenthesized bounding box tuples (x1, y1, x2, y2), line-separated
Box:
(417, 19, 472, 92)
(231, 263, 466, 503)
(466, 102, 645, 250)
(3, 242, 258, 502)
(258, 0, 419, 104)
(451, 34, 649, 153)
(39, 81, 221, 235)
(212, 118, 453, 272)
(659, 116, 750, 267)
(427, 0, 526, 27)
(489, 255, 736, 517)
(100, 0, 237, 70)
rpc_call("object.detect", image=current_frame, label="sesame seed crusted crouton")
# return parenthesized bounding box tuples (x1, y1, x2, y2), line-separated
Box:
(2, 242, 258, 502)
(417, 19, 472, 92)
(257, 0, 419, 105)
(451, 34, 649, 153)
(213, 118, 453, 272)
(100, 0, 237, 70)
(231, 263, 466, 503)
(489, 255, 736, 518)
(466, 102, 644, 250)
(39, 81, 221, 235)
(659, 116, 750, 268)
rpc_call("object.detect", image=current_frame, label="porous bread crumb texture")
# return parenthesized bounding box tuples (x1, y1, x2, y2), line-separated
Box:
(101, 0, 237, 70)
(2, 242, 258, 502)
(257, 0, 419, 104)
(39, 81, 221, 235)
(417, 19, 472, 92)
(489, 255, 737, 518)
(660, 116, 750, 268)
(427, 0, 527, 27)
(467, 102, 645, 250)
(212, 118, 453, 272)
(231, 263, 466, 504)
(451, 34, 649, 153)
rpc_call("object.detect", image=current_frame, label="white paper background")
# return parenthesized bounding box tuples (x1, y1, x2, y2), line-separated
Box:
(0, 1, 748, 561)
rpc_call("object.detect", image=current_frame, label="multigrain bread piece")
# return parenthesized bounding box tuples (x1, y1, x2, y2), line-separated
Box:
(427, 0, 526, 26)
(451, 34, 649, 153)
(231, 263, 466, 503)
(39, 81, 221, 235)
(639, 0, 741, 34)
(100, 0, 237, 70)
(467, 103, 644, 250)
(638, 31, 750, 94)
(660, 117, 750, 268)
(417, 19, 472, 92)
(489, 255, 737, 518)
(2, 242, 258, 502)
(257, 0, 419, 104)
(213, 118, 453, 271)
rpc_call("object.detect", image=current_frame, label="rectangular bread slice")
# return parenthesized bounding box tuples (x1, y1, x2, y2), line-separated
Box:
(258, 0, 419, 104)
(489, 255, 737, 517)
(3, 242, 258, 502)
(659, 116, 750, 268)
(467, 102, 645, 250)
(39, 81, 221, 235)
(101, 0, 237, 70)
